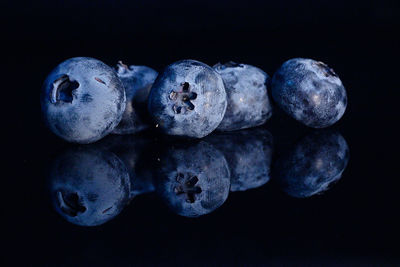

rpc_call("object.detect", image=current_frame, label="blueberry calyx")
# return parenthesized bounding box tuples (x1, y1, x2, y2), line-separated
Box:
(174, 173, 202, 203)
(50, 75, 79, 104)
(56, 191, 87, 217)
(169, 82, 197, 114)
(116, 60, 130, 75)
(315, 61, 337, 77)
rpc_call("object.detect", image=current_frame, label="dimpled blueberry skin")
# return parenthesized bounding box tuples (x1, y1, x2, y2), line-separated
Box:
(213, 62, 272, 131)
(271, 58, 347, 128)
(112, 62, 158, 135)
(148, 60, 227, 138)
(274, 130, 350, 198)
(41, 57, 126, 144)
(48, 147, 131, 226)
(156, 141, 230, 217)
(207, 128, 273, 191)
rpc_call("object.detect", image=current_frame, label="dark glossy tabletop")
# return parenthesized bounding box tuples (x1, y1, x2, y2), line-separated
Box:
(4, 0, 399, 265)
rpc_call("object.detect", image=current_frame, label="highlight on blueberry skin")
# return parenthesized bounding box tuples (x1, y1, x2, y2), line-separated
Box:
(273, 130, 350, 198)
(207, 128, 273, 191)
(148, 59, 227, 138)
(213, 62, 273, 131)
(156, 141, 230, 217)
(271, 58, 347, 128)
(48, 147, 131, 226)
(40, 57, 126, 144)
(112, 61, 158, 135)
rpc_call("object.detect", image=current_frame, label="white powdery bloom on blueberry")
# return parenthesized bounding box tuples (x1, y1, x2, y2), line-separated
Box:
(148, 59, 227, 138)
(271, 58, 347, 128)
(112, 61, 158, 135)
(41, 57, 126, 144)
(213, 62, 273, 131)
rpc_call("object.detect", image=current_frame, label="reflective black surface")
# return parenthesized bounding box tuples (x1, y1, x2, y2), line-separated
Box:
(47, 128, 350, 223)
(4, 0, 399, 265)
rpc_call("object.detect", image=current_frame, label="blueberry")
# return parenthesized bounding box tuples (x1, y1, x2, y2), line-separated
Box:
(213, 62, 272, 131)
(207, 128, 273, 191)
(274, 130, 350, 198)
(148, 59, 227, 138)
(271, 58, 347, 128)
(48, 146, 131, 226)
(156, 141, 230, 217)
(97, 134, 156, 198)
(41, 57, 126, 144)
(112, 61, 158, 135)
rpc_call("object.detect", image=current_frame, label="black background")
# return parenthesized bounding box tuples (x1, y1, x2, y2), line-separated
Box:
(3, 0, 400, 265)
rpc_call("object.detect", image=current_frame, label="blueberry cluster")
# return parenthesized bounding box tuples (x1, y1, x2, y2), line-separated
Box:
(41, 57, 347, 143)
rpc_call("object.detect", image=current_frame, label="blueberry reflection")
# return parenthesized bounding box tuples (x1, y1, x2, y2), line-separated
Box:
(274, 130, 350, 198)
(97, 134, 156, 198)
(156, 141, 230, 218)
(207, 128, 273, 191)
(48, 147, 131, 226)
(47, 127, 351, 223)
